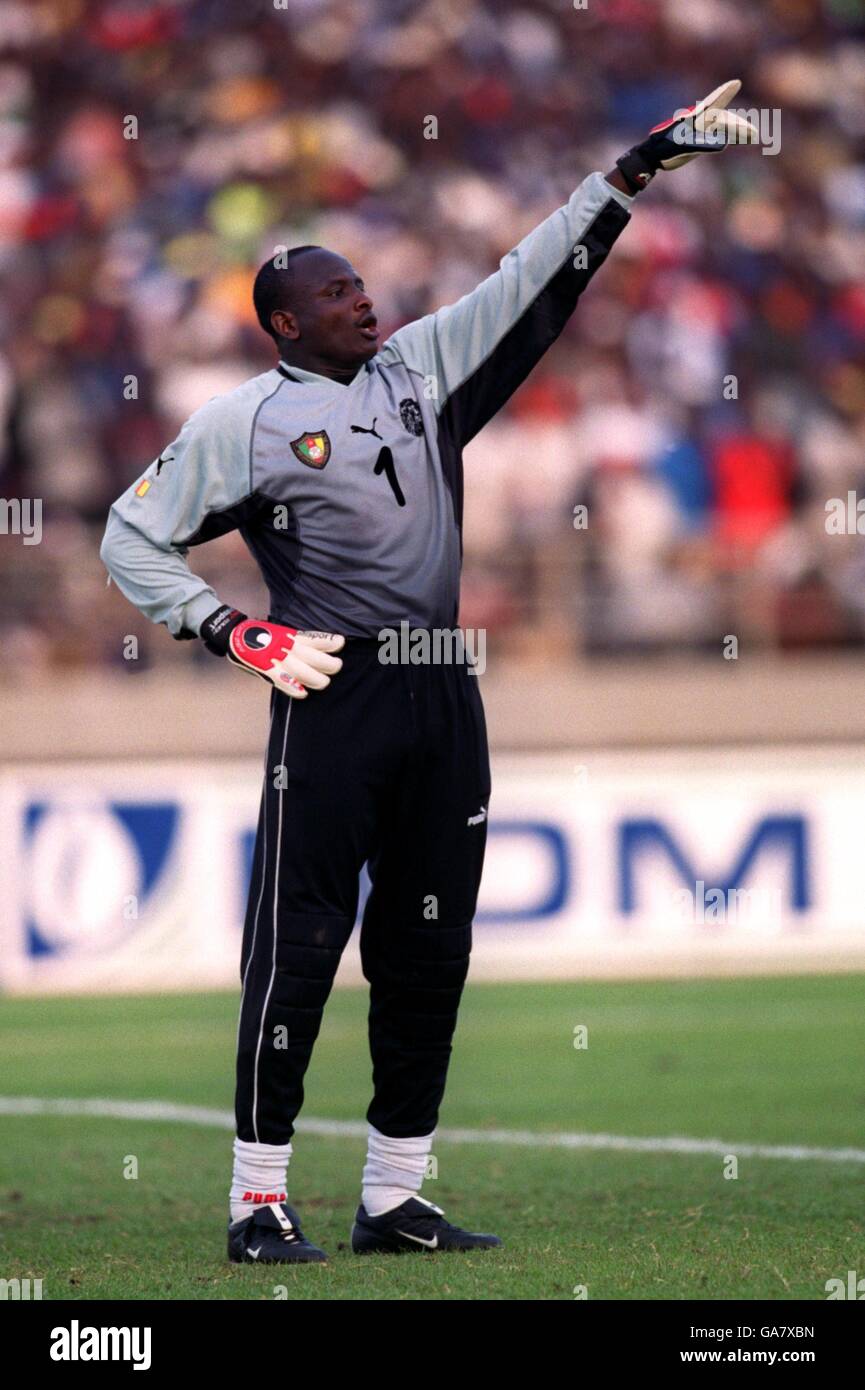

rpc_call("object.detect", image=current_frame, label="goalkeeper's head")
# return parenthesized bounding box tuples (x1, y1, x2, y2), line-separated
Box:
(253, 246, 379, 383)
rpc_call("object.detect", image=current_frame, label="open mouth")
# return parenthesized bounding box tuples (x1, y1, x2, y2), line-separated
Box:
(357, 319, 379, 341)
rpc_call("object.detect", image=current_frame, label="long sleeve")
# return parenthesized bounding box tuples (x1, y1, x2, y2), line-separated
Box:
(100, 512, 223, 638)
(380, 171, 634, 447)
(100, 385, 267, 638)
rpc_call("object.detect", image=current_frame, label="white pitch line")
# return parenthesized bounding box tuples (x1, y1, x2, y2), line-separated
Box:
(1, 1096, 863, 1165)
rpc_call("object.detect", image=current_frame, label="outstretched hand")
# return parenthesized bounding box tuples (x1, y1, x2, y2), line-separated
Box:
(614, 80, 759, 195)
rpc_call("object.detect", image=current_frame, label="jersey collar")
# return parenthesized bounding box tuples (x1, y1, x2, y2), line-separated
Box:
(277, 359, 369, 388)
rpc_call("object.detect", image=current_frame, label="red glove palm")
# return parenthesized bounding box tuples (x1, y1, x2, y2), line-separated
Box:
(201, 607, 344, 699)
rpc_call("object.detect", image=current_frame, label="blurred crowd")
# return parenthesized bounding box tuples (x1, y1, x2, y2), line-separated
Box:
(0, 0, 864, 677)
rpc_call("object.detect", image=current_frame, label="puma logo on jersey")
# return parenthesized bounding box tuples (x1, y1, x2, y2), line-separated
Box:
(467, 805, 487, 826)
(350, 417, 382, 439)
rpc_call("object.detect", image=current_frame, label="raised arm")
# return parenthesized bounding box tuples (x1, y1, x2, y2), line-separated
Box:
(380, 171, 633, 448)
(381, 80, 757, 449)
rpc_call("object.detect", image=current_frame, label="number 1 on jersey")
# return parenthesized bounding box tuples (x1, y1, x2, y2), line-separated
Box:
(373, 447, 406, 507)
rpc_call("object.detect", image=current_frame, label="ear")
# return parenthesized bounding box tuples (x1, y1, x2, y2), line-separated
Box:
(271, 309, 299, 341)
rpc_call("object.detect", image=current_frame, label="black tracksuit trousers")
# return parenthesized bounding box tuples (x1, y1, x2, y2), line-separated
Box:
(234, 637, 491, 1144)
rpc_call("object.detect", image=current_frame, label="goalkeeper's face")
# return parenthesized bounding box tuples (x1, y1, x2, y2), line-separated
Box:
(272, 249, 379, 372)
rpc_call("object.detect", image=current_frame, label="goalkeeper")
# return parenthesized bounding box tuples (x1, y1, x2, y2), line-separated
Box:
(100, 83, 757, 1263)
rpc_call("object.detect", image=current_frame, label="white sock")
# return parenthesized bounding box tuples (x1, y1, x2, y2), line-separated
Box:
(229, 1137, 292, 1223)
(361, 1124, 435, 1216)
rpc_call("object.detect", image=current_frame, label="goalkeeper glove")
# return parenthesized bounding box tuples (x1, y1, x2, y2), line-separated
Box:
(616, 79, 758, 194)
(200, 605, 344, 699)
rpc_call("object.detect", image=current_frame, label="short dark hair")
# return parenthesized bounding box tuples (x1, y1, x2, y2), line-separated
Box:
(253, 246, 322, 342)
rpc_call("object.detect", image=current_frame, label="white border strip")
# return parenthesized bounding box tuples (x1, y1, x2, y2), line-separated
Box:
(1, 1097, 863, 1164)
(251, 696, 291, 1141)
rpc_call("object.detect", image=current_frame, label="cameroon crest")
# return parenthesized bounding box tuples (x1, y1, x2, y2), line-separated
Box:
(291, 430, 331, 469)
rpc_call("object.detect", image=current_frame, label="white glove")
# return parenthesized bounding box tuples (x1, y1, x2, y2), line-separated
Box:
(616, 80, 759, 192)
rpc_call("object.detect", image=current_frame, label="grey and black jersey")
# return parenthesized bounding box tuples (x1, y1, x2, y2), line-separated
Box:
(100, 172, 633, 638)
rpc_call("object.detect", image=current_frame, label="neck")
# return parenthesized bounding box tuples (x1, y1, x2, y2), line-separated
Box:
(278, 350, 361, 385)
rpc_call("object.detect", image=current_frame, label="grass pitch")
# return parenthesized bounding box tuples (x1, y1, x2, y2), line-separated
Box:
(1, 975, 863, 1300)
